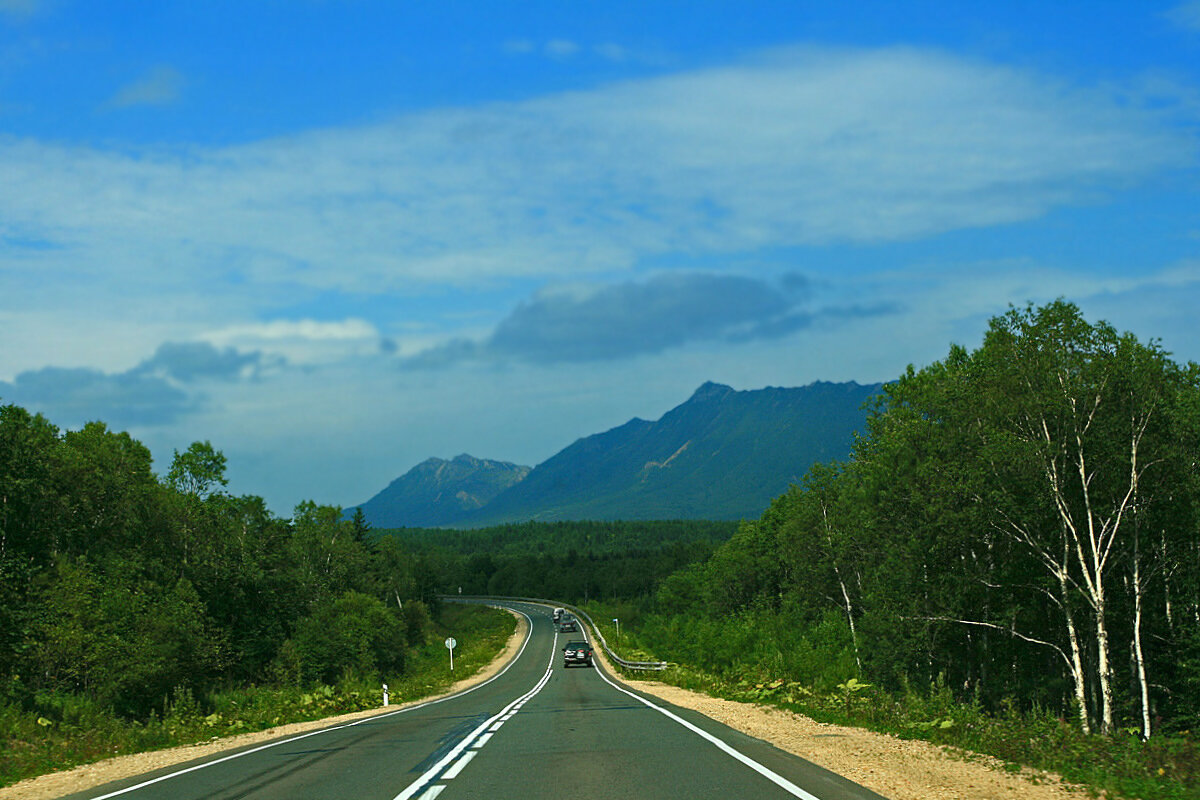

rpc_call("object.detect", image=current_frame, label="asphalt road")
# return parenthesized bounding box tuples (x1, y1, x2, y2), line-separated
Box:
(64, 600, 889, 800)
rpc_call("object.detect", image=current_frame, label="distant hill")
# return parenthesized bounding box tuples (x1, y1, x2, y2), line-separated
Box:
(352, 380, 882, 528)
(350, 454, 531, 528)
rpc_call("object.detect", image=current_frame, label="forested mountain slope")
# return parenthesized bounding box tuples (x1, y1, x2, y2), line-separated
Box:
(355, 380, 881, 527)
(352, 454, 530, 528)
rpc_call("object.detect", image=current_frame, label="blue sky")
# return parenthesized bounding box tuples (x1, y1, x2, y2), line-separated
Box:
(2, 1, 1199, 515)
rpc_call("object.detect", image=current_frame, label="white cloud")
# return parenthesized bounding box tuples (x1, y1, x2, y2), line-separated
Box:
(594, 43, 627, 62)
(1167, 1, 1200, 31)
(502, 39, 535, 55)
(1, 45, 1194, 376)
(107, 65, 184, 108)
(545, 39, 581, 58)
(0, 0, 41, 17)
(201, 319, 385, 366)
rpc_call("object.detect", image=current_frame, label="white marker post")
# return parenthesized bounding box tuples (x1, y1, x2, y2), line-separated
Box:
(445, 637, 457, 671)
(382, 683, 389, 706)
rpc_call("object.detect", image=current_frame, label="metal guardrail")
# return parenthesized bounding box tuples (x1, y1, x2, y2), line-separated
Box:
(446, 594, 670, 671)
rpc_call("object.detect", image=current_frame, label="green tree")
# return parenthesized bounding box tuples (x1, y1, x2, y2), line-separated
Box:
(289, 591, 406, 684)
(167, 441, 228, 499)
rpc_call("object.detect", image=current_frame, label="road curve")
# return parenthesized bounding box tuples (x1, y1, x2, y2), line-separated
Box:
(61, 600, 889, 800)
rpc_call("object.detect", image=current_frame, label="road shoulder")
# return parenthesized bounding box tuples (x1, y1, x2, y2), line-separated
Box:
(589, 641, 1083, 800)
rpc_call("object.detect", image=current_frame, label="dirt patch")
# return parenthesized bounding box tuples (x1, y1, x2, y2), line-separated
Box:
(0, 610, 528, 800)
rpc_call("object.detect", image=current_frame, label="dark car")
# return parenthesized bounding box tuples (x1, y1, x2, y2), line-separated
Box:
(562, 640, 593, 668)
(559, 616, 578, 632)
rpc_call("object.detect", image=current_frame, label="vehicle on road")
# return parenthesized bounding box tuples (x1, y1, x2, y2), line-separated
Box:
(559, 615, 578, 632)
(562, 640, 593, 667)
(553, 607, 565, 622)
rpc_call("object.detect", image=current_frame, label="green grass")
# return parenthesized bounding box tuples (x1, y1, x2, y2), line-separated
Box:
(0, 603, 515, 789)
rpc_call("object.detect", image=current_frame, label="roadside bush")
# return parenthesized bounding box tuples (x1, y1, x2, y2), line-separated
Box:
(289, 591, 406, 685)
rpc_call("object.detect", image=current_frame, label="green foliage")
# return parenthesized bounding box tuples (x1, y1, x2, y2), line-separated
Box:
(0, 403, 482, 786)
(0, 602, 512, 788)
(289, 592, 407, 685)
(29, 558, 225, 717)
(385, 519, 735, 603)
(167, 440, 228, 499)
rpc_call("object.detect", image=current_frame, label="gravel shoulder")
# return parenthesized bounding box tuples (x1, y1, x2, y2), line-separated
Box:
(6, 610, 1090, 800)
(588, 640, 1088, 800)
(623, 679, 1087, 800)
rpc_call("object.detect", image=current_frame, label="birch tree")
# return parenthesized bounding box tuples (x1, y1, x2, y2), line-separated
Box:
(973, 301, 1183, 734)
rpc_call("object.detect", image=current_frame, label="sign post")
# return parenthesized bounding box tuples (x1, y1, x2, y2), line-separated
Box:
(445, 637, 457, 671)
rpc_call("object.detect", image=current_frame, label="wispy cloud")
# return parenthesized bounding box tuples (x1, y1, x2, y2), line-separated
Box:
(401, 272, 896, 367)
(202, 319, 386, 366)
(107, 65, 184, 108)
(136, 341, 271, 383)
(0, 341, 270, 428)
(0, 0, 42, 19)
(4, 47, 1189, 305)
(593, 43, 627, 62)
(545, 39, 581, 58)
(1167, 1, 1200, 31)
(2, 45, 1195, 387)
(502, 39, 535, 55)
(0, 366, 195, 428)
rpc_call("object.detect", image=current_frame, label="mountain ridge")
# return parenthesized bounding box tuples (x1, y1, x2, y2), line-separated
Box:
(351, 380, 882, 527)
(351, 453, 530, 528)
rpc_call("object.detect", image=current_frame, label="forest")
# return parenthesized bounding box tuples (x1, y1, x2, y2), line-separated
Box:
(0, 426, 448, 718)
(632, 301, 1200, 741)
(381, 519, 735, 602)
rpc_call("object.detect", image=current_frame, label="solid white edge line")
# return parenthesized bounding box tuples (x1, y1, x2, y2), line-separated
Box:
(592, 660, 825, 800)
(86, 605, 535, 800)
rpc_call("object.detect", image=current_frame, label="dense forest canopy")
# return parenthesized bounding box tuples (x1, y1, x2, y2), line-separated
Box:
(383, 519, 736, 602)
(639, 301, 1200, 738)
(0, 426, 445, 718)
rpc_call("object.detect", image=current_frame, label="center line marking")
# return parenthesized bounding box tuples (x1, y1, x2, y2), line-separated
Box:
(392, 620, 558, 800)
(442, 750, 477, 780)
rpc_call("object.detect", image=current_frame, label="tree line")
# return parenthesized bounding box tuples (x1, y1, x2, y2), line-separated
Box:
(639, 301, 1200, 738)
(390, 519, 735, 603)
(0, 420, 444, 720)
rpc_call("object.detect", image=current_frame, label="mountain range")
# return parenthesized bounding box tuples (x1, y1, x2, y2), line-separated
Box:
(351, 380, 882, 528)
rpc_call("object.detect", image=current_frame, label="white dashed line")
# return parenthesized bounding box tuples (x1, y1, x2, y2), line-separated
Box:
(442, 750, 477, 780)
(392, 614, 558, 800)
